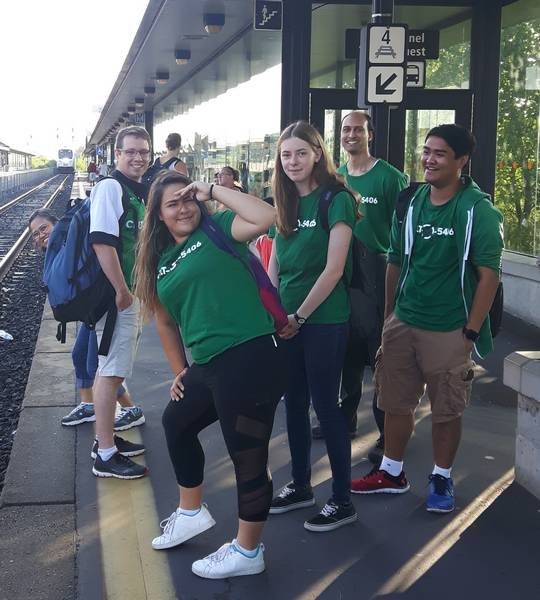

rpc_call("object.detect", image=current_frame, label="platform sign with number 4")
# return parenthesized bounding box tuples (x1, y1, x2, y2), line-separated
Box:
(369, 25, 407, 64)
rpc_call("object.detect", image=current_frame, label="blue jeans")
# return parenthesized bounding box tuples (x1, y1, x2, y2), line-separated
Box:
(71, 324, 126, 397)
(72, 325, 98, 389)
(284, 322, 351, 504)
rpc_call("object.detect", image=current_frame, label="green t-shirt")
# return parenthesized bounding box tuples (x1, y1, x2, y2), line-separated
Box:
(337, 159, 408, 253)
(156, 210, 275, 364)
(121, 188, 145, 290)
(394, 189, 465, 331)
(269, 187, 356, 324)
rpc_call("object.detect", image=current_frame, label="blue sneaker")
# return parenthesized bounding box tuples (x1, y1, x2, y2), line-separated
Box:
(426, 474, 455, 513)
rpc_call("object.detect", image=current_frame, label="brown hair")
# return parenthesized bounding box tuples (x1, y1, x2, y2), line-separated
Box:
(271, 120, 349, 237)
(166, 133, 182, 150)
(133, 170, 192, 313)
(115, 126, 152, 151)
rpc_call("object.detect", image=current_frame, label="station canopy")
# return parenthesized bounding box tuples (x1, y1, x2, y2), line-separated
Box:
(89, 0, 281, 147)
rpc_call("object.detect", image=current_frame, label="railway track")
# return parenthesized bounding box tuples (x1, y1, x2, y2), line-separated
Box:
(0, 175, 70, 283)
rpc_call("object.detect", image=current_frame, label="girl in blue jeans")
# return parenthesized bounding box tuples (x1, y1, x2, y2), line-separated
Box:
(29, 209, 143, 429)
(268, 121, 358, 532)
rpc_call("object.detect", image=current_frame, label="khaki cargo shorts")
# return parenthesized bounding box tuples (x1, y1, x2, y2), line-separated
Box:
(375, 313, 475, 423)
(95, 298, 142, 379)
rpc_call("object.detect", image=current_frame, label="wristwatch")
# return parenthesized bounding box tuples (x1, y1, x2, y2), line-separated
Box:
(462, 326, 479, 342)
(294, 312, 307, 327)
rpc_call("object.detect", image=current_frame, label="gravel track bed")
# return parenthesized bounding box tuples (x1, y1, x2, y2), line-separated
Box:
(0, 181, 73, 494)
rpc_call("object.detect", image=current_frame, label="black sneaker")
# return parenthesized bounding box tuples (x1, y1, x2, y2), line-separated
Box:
(92, 452, 148, 479)
(367, 436, 384, 465)
(269, 483, 315, 514)
(304, 500, 357, 532)
(61, 402, 95, 426)
(90, 435, 146, 459)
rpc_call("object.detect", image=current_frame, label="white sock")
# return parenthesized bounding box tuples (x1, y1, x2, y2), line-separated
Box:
(98, 446, 117, 461)
(233, 540, 259, 558)
(432, 465, 452, 478)
(380, 455, 403, 477)
(176, 506, 201, 516)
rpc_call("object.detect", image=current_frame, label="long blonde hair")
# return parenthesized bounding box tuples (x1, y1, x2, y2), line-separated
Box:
(133, 170, 192, 313)
(272, 120, 350, 237)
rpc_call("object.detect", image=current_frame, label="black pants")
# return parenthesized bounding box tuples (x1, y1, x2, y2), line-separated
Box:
(162, 334, 288, 522)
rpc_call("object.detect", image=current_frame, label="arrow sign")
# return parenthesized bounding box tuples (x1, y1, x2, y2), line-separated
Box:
(367, 66, 405, 104)
(376, 73, 398, 95)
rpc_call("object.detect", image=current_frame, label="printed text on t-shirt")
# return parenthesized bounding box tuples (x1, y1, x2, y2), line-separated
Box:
(157, 241, 203, 279)
(416, 224, 455, 240)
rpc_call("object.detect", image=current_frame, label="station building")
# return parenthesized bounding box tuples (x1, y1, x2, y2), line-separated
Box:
(89, 0, 540, 325)
(0, 140, 33, 171)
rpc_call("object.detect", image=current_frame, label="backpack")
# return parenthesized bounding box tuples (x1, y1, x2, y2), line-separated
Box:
(43, 177, 132, 354)
(142, 156, 179, 186)
(318, 185, 386, 342)
(198, 207, 289, 332)
(395, 184, 503, 338)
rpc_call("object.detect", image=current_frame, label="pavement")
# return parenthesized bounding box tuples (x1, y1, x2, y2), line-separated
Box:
(1, 183, 539, 600)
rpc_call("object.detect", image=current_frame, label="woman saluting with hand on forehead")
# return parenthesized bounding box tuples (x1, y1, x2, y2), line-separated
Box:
(134, 171, 288, 580)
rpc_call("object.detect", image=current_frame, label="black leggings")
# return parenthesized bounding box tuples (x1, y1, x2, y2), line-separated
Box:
(162, 334, 288, 522)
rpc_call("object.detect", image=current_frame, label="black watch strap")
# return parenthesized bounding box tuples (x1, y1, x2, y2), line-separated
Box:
(294, 312, 306, 326)
(462, 326, 479, 342)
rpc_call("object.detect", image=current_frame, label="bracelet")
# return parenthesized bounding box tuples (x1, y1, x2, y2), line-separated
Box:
(209, 184, 214, 200)
(462, 326, 479, 341)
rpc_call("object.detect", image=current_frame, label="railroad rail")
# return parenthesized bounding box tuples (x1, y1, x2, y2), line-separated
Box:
(0, 176, 69, 283)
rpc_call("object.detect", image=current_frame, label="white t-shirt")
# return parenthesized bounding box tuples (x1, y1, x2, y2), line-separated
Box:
(98, 164, 108, 177)
(89, 179, 124, 240)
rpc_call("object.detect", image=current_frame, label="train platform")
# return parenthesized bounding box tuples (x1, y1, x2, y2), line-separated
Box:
(1, 298, 539, 599)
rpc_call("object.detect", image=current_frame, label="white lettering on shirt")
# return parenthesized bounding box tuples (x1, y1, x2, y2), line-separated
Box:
(158, 241, 203, 279)
(416, 224, 455, 240)
(361, 196, 378, 204)
(296, 218, 317, 229)
(124, 219, 144, 230)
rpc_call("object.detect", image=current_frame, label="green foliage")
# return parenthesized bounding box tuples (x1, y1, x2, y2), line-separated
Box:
(494, 19, 540, 255)
(31, 156, 56, 169)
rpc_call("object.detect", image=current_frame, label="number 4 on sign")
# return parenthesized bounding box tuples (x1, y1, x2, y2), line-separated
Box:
(382, 30, 391, 43)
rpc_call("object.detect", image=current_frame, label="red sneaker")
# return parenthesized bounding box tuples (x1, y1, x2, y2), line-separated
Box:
(351, 468, 410, 494)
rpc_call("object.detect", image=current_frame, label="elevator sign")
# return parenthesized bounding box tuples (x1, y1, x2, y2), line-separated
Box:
(358, 24, 408, 106)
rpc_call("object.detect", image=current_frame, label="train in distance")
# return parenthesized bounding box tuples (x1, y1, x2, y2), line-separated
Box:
(57, 148, 76, 173)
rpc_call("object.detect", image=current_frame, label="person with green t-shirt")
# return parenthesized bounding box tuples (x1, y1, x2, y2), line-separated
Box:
(134, 171, 288, 580)
(351, 124, 504, 515)
(313, 111, 407, 465)
(267, 121, 359, 533)
(89, 125, 151, 481)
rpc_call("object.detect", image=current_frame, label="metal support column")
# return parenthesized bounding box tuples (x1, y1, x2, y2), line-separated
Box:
(281, 0, 312, 130)
(371, 0, 394, 160)
(145, 110, 154, 149)
(470, 0, 502, 197)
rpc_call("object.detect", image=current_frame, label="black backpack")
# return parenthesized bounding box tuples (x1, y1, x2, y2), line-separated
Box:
(318, 185, 386, 342)
(395, 184, 503, 337)
(142, 156, 179, 186)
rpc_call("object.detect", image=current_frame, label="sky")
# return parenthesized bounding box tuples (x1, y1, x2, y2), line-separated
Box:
(0, 0, 149, 159)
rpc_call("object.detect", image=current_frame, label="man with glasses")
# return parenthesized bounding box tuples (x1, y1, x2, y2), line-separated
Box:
(89, 126, 151, 479)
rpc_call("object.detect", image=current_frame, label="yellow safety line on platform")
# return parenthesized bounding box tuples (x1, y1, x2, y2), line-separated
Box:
(96, 429, 177, 600)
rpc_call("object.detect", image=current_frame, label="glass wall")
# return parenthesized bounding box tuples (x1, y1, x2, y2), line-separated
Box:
(310, 3, 471, 90)
(495, 0, 540, 257)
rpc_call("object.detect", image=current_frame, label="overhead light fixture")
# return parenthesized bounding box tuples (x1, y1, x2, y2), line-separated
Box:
(135, 97, 145, 108)
(203, 13, 225, 34)
(127, 105, 136, 114)
(156, 70, 169, 85)
(144, 85, 156, 96)
(175, 48, 191, 65)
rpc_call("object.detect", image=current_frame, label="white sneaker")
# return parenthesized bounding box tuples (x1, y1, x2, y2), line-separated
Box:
(191, 540, 265, 579)
(151, 504, 216, 550)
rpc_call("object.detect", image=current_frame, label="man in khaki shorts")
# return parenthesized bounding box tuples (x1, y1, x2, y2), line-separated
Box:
(90, 126, 151, 479)
(351, 124, 503, 513)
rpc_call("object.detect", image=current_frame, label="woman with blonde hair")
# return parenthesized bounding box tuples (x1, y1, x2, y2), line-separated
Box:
(134, 170, 287, 579)
(268, 120, 359, 532)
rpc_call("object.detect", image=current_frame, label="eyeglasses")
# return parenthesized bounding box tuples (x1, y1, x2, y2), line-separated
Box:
(31, 224, 50, 239)
(117, 149, 151, 158)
